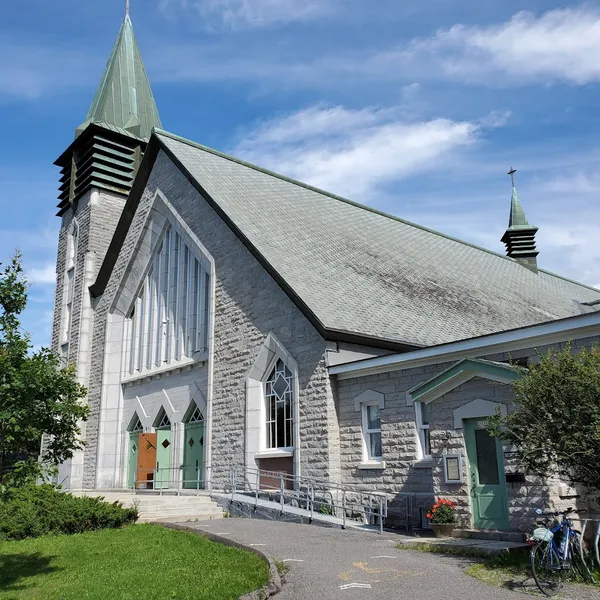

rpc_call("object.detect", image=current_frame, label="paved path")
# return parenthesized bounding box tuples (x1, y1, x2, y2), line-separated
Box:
(171, 519, 595, 600)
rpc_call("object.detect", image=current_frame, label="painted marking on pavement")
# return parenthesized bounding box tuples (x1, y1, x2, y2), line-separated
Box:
(370, 555, 397, 559)
(250, 544, 266, 547)
(282, 559, 304, 562)
(340, 583, 372, 590)
(215, 532, 230, 535)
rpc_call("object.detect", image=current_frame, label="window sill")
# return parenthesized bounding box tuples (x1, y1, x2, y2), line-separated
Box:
(413, 459, 433, 469)
(121, 355, 207, 384)
(255, 448, 294, 459)
(358, 461, 386, 470)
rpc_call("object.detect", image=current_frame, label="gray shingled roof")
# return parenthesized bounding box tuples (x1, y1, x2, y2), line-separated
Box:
(157, 130, 600, 348)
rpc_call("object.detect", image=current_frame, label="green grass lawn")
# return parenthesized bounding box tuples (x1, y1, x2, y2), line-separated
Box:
(0, 524, 269, 600)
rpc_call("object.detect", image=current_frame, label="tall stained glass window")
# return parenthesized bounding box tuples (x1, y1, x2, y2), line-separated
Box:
(265, 359, 293, 449)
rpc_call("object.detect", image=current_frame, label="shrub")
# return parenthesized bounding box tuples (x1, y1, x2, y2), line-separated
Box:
(0, 484, 138, 540)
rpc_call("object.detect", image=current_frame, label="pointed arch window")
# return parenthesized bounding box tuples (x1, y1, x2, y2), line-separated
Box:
(128, 414, 143, 432)
(187, 404, 204, 423)
(155, 409, 171, 429)
(265, 359, 294, 449)
(125, 223, 211, 377)
(61, 220, 79, 357)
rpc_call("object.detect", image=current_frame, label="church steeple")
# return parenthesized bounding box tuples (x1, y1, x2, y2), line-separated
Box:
(501, 168, 539, 271)
(55, 7, 162, 216)
(76, 12, 161, 139)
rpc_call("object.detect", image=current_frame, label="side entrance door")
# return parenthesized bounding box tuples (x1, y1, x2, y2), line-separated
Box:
(183, 421, 204, 489)
(464, 418, 509, 530)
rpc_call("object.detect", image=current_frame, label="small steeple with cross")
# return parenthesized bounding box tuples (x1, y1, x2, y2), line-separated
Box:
(500, 167, 539, 270)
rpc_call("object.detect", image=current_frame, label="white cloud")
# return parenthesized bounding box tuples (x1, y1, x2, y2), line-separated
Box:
(27, 263, 56, 286)
(396, 7, 600, 85)
(231, 104, 495, 198)
(153, 6, 600, 88)
(158, 0, 332, 29)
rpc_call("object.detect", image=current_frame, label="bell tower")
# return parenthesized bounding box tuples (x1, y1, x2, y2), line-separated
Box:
(50, 5, 161, 489)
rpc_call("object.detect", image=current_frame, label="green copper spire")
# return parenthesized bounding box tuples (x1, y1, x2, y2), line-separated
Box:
(501, 168, 539, 270)
(76, 12, 161, 139)
(506, 168, 532, 230)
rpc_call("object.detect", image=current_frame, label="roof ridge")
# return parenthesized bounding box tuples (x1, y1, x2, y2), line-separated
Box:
(153, 128, 600, 295)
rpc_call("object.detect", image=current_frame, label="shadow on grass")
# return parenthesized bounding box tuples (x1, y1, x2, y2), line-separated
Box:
(0, 552, 60, 592)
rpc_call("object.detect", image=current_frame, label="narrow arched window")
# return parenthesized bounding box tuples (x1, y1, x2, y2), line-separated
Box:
(61, 221, 79, 361)
(265, 359, 293, 449)
(125, 222, 211, 377)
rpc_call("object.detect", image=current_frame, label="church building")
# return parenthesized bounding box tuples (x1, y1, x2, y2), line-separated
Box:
(51, 10, 600, 531)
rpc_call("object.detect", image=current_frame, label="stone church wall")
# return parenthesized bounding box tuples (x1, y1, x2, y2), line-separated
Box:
(335, 334, 600, 530)
(83, 151, 341, 489)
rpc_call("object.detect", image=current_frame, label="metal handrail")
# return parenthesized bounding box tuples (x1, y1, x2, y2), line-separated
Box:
(132, 466, 206, 496)
(575, 517, 600, 571)
(230, 467, 389, 534)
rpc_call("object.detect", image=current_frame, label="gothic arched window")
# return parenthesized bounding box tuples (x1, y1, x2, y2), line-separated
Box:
(125, 223, 210, 376)
(265, 359, 293, 449)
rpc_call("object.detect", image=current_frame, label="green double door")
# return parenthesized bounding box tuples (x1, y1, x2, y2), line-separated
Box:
(155, 427, 172, 489)
(183, 421, 205, 489)
(465, 419, 509, 530)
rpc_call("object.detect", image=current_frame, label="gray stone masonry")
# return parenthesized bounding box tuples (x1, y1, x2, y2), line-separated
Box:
(83, 151, 341, 489)
(51, 190, 126, 375)
(336, 334, 600, 530)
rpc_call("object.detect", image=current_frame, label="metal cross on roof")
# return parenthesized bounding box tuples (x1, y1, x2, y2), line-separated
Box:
(508, 167, 517, 188)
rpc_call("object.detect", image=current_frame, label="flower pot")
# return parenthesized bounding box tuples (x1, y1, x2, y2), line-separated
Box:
(431, 523, 455, 538)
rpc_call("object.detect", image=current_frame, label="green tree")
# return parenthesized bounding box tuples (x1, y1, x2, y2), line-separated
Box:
(0, 253, 88, 487)
(488, 344, 600, 493)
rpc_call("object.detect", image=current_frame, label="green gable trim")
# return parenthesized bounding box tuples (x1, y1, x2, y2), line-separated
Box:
(407, 358, 524, 405)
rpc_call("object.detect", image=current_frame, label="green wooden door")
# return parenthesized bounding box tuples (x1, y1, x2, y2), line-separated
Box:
(183, 422, 204, 489)
(465, 418, 509, 530)
(155, 428, 171, 489)
(127, 432, 139, 489)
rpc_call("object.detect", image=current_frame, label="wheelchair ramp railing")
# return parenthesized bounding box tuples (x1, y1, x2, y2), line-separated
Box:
(228, 467, 389, 534)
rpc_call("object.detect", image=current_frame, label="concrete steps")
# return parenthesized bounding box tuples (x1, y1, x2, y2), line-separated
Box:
(71, 491, 224, 523)
(452, 529, 527, 543)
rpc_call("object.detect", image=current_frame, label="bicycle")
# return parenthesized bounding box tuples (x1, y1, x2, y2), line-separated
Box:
(528, 507, 590, 596)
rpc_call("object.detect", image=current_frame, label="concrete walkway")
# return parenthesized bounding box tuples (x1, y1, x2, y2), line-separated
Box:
(165, 518, 584, 600)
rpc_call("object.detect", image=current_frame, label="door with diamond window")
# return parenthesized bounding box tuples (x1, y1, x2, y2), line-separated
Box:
(137, 433, 157, 489)
(155, 411, 172, 489)
(183, 405, 204, 489)
(127, 433, 139, 488)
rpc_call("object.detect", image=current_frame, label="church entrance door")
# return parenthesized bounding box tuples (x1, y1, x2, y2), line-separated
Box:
(465, 419, 509, 530)
(137, 433, 157, 489)
(127, 432, 139, 488)
(155, 427, 172, 489)
(183, 421, 204, 489)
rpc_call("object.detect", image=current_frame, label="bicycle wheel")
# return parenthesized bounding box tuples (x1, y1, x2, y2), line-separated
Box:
(570, 534, 592, 582)
(530, 542, 564, 596)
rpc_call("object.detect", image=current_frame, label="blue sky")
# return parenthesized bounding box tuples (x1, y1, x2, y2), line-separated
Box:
(2, 0, 600, 349)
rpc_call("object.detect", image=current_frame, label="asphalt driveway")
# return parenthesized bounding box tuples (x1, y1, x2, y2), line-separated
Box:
(172, 519, 573, 600)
